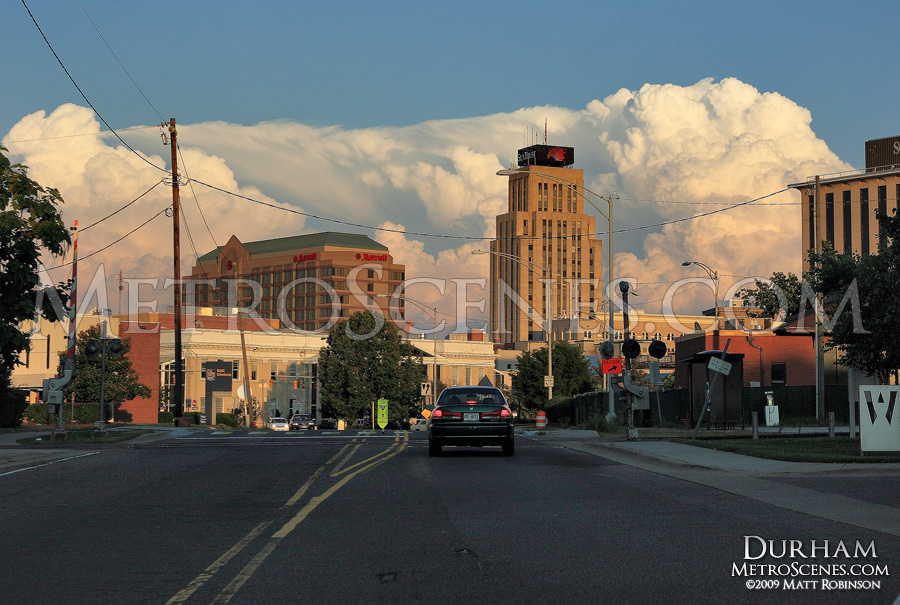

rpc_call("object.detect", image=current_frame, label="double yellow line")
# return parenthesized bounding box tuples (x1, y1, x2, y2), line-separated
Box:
(167, 432, 408, 604)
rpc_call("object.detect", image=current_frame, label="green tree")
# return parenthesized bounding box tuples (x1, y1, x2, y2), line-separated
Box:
(317, 312, 424, 421)
(807, 211, 900, 384)
(512, 340, 594, 411)
(0, 146, 71, 385)
(67, 325, 152, 406)
(736, 271, 804, 322)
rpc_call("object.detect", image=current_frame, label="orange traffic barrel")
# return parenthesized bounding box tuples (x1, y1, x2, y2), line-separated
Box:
(536, 410, 547, 429)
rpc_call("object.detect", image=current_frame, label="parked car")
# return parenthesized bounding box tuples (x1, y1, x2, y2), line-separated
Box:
(268, 417, 289, 431)
(290, 414, 316, 430)
(409, 418, 428, 431)
(427, 386, 515, 456)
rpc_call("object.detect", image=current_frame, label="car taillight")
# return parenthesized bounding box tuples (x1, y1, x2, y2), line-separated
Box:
(481, 408, 512, 418)
(432, 409, 461, 419)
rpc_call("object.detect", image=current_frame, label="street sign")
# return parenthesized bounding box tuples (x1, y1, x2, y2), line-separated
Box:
(421, 408, 432, 419)
(377, 399, 389, 429)
(708, 356, 732, 376)
(420, 382, 432, 396)
(544, 375, 554, 387)
(602, 358, 623, 374)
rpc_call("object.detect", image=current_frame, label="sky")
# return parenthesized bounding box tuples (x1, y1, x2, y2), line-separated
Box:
(4, 0, 900, 330)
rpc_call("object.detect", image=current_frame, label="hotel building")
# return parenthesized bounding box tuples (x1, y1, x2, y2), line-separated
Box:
(188, 232, 406, 331)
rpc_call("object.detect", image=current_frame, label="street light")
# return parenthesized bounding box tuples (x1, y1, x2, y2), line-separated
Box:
(497, 168, 618, 414)
(377, 293, 440, 407)
(682, 261, 719, 330)
(472, 249, 555, 401)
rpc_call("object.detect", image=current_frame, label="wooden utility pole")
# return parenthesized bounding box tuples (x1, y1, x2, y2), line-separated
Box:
(167, 118, 184, 418)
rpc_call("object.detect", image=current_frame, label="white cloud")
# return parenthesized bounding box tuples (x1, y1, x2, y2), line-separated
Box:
(3, 78, 849, 324)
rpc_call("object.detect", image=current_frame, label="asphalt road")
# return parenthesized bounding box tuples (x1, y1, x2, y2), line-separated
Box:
(2, 430, 899, 604)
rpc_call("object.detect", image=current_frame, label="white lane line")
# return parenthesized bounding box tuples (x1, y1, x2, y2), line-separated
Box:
(0, 451, 101, 477)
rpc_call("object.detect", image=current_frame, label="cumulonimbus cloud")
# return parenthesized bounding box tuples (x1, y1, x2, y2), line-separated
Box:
(3, 77, 847, 327)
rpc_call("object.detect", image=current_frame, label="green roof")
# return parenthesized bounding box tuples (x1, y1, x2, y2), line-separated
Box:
(197, 232, 388, 262)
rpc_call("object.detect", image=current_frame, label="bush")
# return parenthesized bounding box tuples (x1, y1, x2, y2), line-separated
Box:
(0, 388, 30, 428)
(318, 418, 337, 430)
(544, 395, 574, 426)
(216, 413, 237, 428)
(25, 402, 110, 424)
(158, 411, 174, 424)
(581, 414, 621, 434)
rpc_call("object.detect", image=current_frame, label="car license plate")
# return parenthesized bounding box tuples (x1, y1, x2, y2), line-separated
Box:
(463, 412, 480, 422)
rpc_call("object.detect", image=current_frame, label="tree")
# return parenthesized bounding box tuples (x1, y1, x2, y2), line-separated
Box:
(736, 271, 804, 322)
(807, 211, 900, 384)
(67, 325, 152, 407)
(512, 340, 594, 411)
(317, 312, 424, 421)
(0, 146, 71, 385)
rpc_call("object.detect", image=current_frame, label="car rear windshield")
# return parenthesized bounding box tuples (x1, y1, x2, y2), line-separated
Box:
(438, 389, 505, 406)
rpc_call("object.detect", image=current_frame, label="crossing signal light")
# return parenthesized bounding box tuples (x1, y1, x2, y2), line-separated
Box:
(622, 339, 642, 359)
(107, 339, 123, 357)
(647, 339, 667, 359)
(85, 340, 102, 358)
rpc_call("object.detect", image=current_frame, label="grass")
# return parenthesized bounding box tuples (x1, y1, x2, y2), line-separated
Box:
(17, 428, 156, 445)
(670, 436, 900, 463)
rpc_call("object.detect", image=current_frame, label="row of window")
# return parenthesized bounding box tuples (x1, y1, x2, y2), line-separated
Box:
(812, 183, 899, 256)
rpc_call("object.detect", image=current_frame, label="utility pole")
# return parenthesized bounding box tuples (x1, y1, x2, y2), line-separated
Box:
(166, 118, 184, 419)
(814, 175, 825, 420)
(620, 281, 635, 440)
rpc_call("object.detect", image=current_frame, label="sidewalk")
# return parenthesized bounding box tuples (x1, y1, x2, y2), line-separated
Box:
(520, 426, 900, 476)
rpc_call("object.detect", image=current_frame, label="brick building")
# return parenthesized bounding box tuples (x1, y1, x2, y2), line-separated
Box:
(188, 232, 406, 331)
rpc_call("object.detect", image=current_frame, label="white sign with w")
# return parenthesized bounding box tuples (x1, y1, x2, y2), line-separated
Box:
(859, 386, 900, 452)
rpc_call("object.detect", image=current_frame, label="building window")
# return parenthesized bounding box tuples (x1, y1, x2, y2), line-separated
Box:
(843, 189, 852, 252)
(771, 363, 786, 386)
(860, 188, 869, 256)
(232, 360, 239, 380)
(825, 192, 835, 245)
(878, 185, 888, 243)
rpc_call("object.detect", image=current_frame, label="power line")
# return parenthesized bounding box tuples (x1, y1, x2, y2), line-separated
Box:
(45, 206, 169, 270)
(79, 181, 163, 231)
(75, 0, 165, 122)
(191, 177, 792, 242)
(20, 0, 166, 174)
(3, 125, 157, 144)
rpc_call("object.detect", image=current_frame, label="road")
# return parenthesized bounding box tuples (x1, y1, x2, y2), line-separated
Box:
(2, 429, 899, 604)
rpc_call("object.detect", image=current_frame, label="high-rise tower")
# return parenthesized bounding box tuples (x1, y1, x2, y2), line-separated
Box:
(490, 145, 603, 346)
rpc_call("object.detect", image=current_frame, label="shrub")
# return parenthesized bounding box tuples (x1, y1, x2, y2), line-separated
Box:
(0, 388, 30, 428)
(318, 418, 337, 430)
(25, 402, 110, 424)
(216, 413, 237, 428)
(544, 395, 574, 426)
(158, 411, 174, 424)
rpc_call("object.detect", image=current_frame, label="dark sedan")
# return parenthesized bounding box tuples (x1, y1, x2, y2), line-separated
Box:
(428, 386, 514, 456)
(290, 414, 316, 430)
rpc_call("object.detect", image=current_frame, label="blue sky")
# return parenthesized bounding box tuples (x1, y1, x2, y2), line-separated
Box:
(8, 0, 898, 166)
(4, 0, 900, 320)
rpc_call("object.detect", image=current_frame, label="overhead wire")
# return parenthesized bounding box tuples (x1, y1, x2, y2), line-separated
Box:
(190, 177, 792, 242)
(20, 0, 166, 174)
(75, 0, 165, 122)
(44, 206, 170, 270)
(79, 181, 163, 231)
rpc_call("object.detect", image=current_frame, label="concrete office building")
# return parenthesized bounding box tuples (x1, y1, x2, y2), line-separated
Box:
(791, 135, 900, 271)
(490, 145, 603, 346)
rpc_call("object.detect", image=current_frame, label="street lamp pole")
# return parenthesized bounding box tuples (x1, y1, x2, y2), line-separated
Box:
(473, 250, 554, 401)
(682, 261, 719, 330)
(378, 293, 439, 407)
